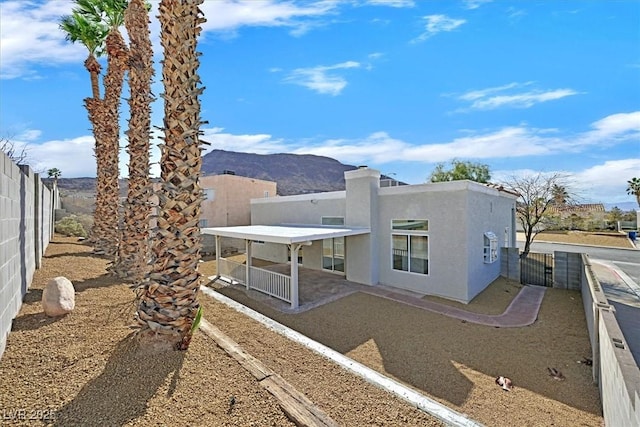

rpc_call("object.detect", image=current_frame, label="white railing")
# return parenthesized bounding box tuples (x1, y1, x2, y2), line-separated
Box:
(217, 258, 291, 303)
(218, 258, 246, 284)
(249, 265, 291, 303)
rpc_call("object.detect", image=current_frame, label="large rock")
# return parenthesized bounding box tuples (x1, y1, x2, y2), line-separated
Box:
(42, 277, 75, 317)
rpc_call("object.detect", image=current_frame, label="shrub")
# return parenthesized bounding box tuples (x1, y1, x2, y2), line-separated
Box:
(55, 215, 88, 237)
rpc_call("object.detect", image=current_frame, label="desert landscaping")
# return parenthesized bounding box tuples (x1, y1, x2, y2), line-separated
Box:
(0, 232, 616, 426)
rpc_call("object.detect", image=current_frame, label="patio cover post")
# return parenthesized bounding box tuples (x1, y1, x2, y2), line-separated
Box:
(215, 235, 221, 274)
(290, 243, 301, 309)
(245, 239, 252, 291)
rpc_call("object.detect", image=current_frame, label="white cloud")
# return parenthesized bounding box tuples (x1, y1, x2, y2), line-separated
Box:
(413, 15, 466, 42)
(199, 0, 338, 37)
(454, 82, 581, 111)
(201, 127, 286, 154)
(0, 0, 85, 79)
(572, 159, 640, 203)
(26, 135, 97, 177)
(573, 111, 640, 148)
(364, 0, 415, 7)
(284, 61, 361, 95)
(464, 0, 493, 10)
(0, 0, 339, 80)
(290, 111, 639, 165)
(22, 111, 640, 206)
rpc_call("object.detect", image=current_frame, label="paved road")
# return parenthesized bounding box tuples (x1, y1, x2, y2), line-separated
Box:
(517, 239, 640, 365)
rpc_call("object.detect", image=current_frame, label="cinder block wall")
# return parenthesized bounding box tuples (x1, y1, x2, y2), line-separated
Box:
(0, 152, 58, 359)
(500, 247, 520, 281)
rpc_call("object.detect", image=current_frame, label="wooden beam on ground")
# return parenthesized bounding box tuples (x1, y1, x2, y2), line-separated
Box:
(199, 319, 339, 427)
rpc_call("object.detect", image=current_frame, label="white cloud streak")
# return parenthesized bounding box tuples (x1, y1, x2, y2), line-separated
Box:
(454, 82, 582, 111)
(413, 15, 466, 42)
(364, 0, 415, 7)
(198, 0, 338, 36)
(464, 0, 493, 10)
(284, 61, 361, 95)
(0, 0, 85, 79)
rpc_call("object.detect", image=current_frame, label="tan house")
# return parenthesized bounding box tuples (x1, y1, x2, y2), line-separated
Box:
(199, 172, 277, 228)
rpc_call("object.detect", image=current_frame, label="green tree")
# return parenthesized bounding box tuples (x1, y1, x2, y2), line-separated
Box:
(429, 160, 491, 183)
(627, 177, 640, 209)
(606, 207, 623, 229)
(47, 168, 62, 180)
(551, 184, 569, 206)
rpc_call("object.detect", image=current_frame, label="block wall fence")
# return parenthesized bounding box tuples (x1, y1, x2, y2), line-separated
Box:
(0, 151, 59, 359)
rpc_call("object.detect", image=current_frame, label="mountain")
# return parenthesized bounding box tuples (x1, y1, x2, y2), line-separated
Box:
(201, 149, 359, 195)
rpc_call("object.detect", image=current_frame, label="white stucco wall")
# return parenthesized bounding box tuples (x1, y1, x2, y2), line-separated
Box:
(464, 185, 517, 302)
(251, 191, 345, 226)
(377, 183, 469, 301)
(250, 192, 346, 264)
(248, 173, 517, 303)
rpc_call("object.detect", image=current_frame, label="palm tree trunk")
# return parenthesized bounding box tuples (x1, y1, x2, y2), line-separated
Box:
(113, 0, 154, 281)
(92, 29, 128, 256)
(84, 54, 101, 99)
(137, 0, 206, 351)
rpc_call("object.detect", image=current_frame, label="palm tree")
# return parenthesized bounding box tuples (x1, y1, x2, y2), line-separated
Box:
(551, 184, 569, 206)
(113, 0, 154, 281)
(60, 0, 128, 257)
(136, 0, 206, 351)
(59, 10, 108, 100)
(47, 168, 62, 181)
(627, 177, 640, 209)
(85, 0, 129, 257)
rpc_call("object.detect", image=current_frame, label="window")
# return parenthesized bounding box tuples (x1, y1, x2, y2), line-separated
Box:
(392, 219, 429, 274)
(322, 217, 345, 273)
(504, 227, 510, 247)
(323, 237, 345, 273)
(264, 191, 270, 198)
(321, 216, 345, 226)
(392, 219, 428, 231)
(203, 189, 215, 201)
(484, 232, 498, 263)
(198, 219, 208, 227)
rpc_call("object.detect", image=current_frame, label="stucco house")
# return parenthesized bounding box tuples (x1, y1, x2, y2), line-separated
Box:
(203, 167, 518, 307)
(199, 172, 277, 228)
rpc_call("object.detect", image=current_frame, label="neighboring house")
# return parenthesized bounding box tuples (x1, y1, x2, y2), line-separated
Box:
(204, 167, 518, 307)
(199, 172, 277, 228)
(548, 203, 606, 230)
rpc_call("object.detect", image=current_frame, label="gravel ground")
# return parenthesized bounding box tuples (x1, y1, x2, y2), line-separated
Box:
(0, 231, 614, 426)
(0, 236, 442, 426)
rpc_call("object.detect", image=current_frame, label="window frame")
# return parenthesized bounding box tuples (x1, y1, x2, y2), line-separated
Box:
(484, 231, 498, 263)
(391, 219, 429, 275)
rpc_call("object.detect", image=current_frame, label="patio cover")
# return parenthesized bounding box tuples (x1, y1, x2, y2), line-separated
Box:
(201, 224, 370, 244)
(201, 224, 370, 309)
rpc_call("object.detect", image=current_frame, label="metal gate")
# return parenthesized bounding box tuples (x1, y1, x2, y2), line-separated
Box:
(520, 252, 553, 287)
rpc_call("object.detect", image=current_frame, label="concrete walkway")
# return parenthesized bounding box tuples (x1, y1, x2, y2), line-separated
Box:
(212, 265, 547, 328)
(361, 284, 546, 327)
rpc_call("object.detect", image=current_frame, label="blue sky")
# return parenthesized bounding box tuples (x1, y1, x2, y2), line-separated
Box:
(1, 0, 639, 206)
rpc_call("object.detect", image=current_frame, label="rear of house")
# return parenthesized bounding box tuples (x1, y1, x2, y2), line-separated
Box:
(250, 167, 517, 303)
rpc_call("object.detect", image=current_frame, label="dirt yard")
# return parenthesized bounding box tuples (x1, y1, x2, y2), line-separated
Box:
(0, 234, 609, 426)
(525, 230, 635, 248)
